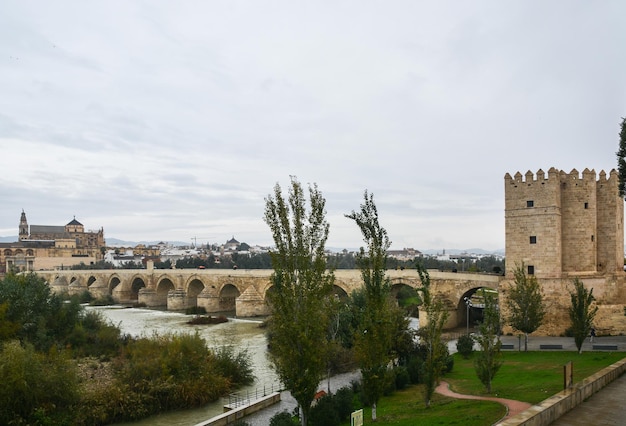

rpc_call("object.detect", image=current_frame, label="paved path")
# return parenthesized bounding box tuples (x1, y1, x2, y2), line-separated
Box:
(550, 372, 626, 426)
(435, 381, 532, 422)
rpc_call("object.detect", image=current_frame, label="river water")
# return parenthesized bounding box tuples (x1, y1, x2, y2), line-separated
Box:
(92, 306, 360, 426)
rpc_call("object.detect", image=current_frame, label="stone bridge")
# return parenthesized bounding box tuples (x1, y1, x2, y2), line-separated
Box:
(39, 266, 501, 330)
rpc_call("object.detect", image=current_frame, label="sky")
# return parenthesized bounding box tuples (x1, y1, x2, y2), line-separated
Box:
(1, 1, 625, 252)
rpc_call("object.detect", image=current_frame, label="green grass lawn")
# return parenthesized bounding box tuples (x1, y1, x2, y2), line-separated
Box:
(341, 351, 625, 425)
(446, 351, 625, 404)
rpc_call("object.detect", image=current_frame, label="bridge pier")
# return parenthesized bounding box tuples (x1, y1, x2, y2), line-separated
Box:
(197, 293, 223, 314)
(138, 288, 161, 307)
(168, 289, 188, 311)
(88, 277, 109, 300)
(236, 286, 269, 317)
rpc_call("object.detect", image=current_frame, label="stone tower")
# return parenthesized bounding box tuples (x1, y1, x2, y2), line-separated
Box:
(504, 168, 624, 278)
(19, 210, 29, 241)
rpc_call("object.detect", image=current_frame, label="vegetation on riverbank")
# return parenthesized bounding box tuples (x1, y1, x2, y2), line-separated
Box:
(0, 272, 254, 425)
(328, 351, 625, 425)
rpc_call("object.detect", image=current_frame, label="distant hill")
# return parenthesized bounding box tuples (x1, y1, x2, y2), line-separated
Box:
(0, 236, 17, 242)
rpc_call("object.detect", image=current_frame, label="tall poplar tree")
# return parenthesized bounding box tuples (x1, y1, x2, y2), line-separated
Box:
(473, 289, 502, 393)
(616, 117, 626, 198)
(568, 278, 598, 354)
(264, 177, 335, 426)
(506, 263, 545, 351)
(420, 297, 449, 407)
(346, 191, 395, 422)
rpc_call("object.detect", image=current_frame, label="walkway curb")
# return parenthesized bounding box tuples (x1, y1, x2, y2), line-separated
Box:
(496, 357, 626, 426)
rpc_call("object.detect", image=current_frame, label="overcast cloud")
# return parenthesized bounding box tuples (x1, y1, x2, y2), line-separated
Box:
(1, 1, 625, 251)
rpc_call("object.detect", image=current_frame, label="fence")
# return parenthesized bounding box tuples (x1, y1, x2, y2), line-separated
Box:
(225, 383, 282, 410)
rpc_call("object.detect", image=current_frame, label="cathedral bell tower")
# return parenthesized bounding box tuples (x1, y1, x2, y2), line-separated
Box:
(19, 210, 29, 241)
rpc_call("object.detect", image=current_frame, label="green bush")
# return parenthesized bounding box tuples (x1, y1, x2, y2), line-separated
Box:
(90, 294, 116, 306)
(270, 410, 298, 426)
(394, 365, 411, 390)
(445, 354, 455, 373)
(185, 306, 207, 315)
(67, 310, 123, 358)
(456, 334, 475, 359)
(76, 289, 94, 303)
(0, 272, 83, 351)
(114, 333, 235, 411)
(407, 354, 422, 383)
(214, 345, 255, 386)
(0, 341, 79, 425)
(309, 395, 340, 426)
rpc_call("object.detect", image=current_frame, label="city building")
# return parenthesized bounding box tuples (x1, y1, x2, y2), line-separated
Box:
(0, 211, 105, 272)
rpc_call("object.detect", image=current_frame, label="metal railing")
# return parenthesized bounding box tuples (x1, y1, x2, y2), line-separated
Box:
(225, 383, 282, 409)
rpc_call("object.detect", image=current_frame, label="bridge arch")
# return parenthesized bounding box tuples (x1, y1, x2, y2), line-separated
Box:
(186, 278, 205, 308)
(108, 276, 122, 294)
(156, 277, 175, 307)
(333, 284, 349, 300)
(130, 276, 146, 301)
(456, 286, 500, 332)
(219, 283, 240, 312)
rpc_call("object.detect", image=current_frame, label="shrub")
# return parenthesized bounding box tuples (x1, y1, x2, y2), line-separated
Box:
(185, 306, 207, 315)
(213, 345, 255, 386)
(76, 290, 94, 303)
(68, 310, 123, 358)
(407, 354, 422, 383)
(334, 386, 355, 421)
(114, 333, 233, 410)
(456, 334, 475, 359)
(269, 410, 298, 426)
(0, 341, 79, 425)
(445, 354, 455, 373)
(309, 395, 340, 426)
(394, 365, 410, 390)
(90, 294, 115, 306)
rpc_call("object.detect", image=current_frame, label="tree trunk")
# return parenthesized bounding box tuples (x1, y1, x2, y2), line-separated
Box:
(372, 402, 377, 421)
(524, 333, 528, 351)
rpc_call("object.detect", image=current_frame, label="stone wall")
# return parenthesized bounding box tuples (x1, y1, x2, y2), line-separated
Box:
(504, 168, 623, 279)
(498, 357, 626, 426)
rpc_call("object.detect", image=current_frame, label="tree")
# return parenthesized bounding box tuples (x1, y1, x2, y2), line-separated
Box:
(506, 263, 545, 351)
(616, 116, 626, 198)
(473, 289, 502, 393)
(264, 177, 335, 426)
(0, 272, 82, 351)
(419, 298, 449, 407)
(346, 191, 396, 421)
(568, 278, 598, 354)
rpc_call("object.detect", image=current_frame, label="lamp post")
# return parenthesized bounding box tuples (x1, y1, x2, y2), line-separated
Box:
(464, 296, 473, 335)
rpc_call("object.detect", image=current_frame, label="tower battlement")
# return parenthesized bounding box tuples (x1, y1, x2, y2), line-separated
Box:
(504, 167, 624, 278)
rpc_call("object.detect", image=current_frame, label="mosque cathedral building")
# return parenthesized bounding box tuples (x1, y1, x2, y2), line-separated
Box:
(0, 211, 105, 273)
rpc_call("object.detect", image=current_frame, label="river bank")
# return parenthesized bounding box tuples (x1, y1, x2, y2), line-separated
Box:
(89, 305, 280, 426)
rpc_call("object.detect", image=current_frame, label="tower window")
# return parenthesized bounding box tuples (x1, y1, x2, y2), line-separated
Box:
(527, 265, 535, 275)
(530, 236, 537, 244)
(526, 200, 534, 208)
(584, 202, 589, 209)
